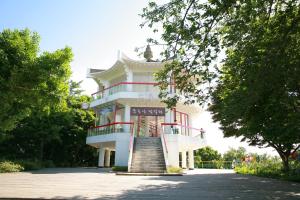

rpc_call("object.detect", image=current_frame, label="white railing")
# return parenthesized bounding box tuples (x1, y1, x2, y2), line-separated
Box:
(160, 131, 169, 167)
(91, 82, 160, 100)
(127, 124, 135, 172)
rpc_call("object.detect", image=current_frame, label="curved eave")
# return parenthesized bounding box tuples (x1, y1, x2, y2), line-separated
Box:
(121, 56, 163, 72)
(87, 60, 126, 80)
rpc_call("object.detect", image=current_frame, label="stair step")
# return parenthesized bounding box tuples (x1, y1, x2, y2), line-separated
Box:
(130, 137, 166, 173)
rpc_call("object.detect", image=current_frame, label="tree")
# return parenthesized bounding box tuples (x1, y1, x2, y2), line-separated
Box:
(0, 29, 72, 131)
(0, 81, 97, 166)
(195, 146, 221, 161)
(223, 147, 246, 162)
(141, 0, 300, 171)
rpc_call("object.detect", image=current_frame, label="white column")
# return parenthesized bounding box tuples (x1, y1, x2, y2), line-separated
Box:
(188, 150, 194, 169)
(124, 105, 131, 132)
(126, 69, 133, 91)
(182, 151, 187, 169)
(104, 149, 111, 167)
(101, 80, 110, 97)
(98, 147, 105, 167)
(164, 109, 174, 134)
(164, 134, 179, 167)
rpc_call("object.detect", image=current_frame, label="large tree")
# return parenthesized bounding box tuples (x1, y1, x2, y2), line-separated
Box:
(0, 29, 72, 131)
(141, 0, 300, 171)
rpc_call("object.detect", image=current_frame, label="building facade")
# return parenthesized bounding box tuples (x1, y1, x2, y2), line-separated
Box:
(86, 51, 206, 172)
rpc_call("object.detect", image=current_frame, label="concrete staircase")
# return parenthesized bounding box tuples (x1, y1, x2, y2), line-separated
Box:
(130, 137, 166, 173)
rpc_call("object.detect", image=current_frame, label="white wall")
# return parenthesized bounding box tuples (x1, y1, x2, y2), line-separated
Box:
(163, 134, 207, 167)
(87, 132, 131, 166)
(115, 133, 130, 166)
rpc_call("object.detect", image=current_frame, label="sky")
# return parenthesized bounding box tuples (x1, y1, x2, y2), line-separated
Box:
(0, 0, 276, 155)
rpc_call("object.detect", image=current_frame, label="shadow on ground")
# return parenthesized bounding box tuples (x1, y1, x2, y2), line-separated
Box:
(91, 173, 300, 200)
(2, 169, 300, 200)
(28, 167, 112, 174)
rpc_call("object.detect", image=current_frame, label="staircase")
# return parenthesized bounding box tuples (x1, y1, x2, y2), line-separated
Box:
(130, 137, 166, 173)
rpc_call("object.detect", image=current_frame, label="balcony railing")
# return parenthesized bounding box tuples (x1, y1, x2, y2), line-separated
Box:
(161, 123, 205, 138)
(91, 82, 160, 100)
(87, 122, 134, 137)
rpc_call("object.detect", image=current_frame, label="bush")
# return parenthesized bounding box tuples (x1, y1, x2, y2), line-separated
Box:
(0, 161, 24, 173)
(167, 166, 183, 173)
(16, 160, 43, 171)
(43, 160, 55, 168)
(235, 159, 300, 182)
(112, 166, 128, 172)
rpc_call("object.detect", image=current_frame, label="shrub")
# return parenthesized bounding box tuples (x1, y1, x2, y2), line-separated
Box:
(235, 159, 300, 182)
(167, 166, 183, 173)
(0, 161, 24, 173)
(16, 160, 43, 171)
(112, 166, 128, 172)
(43, 160, 55, 168)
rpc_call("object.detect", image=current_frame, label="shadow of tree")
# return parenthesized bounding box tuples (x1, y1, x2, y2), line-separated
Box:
(28, 167, 112, 174)
(62, 173, 300, 200)
(1, 170, 299, 200)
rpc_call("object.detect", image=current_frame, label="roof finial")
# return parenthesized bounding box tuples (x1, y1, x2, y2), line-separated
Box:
(144, 44, 153, 62)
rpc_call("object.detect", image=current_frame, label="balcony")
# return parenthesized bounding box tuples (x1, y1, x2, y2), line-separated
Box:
(91, 82, 161, 100)
(87, 122, 134, 137)
(161, 123, 205, 138)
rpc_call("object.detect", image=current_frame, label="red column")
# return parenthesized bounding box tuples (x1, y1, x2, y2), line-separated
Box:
(137, 115, 141, 137)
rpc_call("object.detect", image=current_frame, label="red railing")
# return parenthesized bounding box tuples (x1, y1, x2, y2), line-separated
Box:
(91, 82, 160, 100)
(161, 122, 205, 138)
(87, 122, 134, 137)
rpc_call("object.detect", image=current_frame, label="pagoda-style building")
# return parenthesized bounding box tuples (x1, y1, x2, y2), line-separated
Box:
(86, 46, 206, 172)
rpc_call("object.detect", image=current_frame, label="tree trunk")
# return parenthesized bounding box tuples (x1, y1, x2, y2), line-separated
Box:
(278, 151, 290, 172)
(40, 139, 44, 161)
(282, 156, 290, 172)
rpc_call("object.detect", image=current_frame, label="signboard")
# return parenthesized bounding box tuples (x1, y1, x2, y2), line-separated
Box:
(130, 107, 165, 116)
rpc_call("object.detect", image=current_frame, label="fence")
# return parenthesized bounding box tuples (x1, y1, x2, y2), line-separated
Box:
(195, 161, 233, 169)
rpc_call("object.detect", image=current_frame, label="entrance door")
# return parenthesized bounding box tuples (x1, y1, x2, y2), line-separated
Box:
(130, 107, 165, 137)
(134, 115, 164, 137)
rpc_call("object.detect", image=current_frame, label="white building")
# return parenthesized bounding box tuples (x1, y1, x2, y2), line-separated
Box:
(86, 47, 206, 172)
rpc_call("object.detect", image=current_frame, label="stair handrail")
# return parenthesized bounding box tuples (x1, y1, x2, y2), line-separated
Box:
(160, 124, 169, 167)
(127, 122, 135, 172)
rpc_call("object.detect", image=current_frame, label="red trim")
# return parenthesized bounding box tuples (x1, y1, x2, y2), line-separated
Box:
(179, 113, 183, 135)
(173, 108, 176, 122)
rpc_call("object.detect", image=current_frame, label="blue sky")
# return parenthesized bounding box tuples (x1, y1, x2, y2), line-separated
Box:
(1, 0, 156, 93)
(0, 0, 276, 155)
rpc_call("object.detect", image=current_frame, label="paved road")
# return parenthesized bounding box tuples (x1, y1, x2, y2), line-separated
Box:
(0, 168, 299, 199)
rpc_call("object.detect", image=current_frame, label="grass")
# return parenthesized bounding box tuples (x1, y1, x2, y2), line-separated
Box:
(167, 166, 183, 173)
(112, 166, 128, 172)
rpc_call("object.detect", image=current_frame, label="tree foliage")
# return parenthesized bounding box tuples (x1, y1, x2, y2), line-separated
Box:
(223, 147, 246, 162)
(141, 0, 300, 171)
(195, 146, 221, 161)
(0, 29, 97, 167)
(0, 29, 72, 131)
(0, 81, 97, 166)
